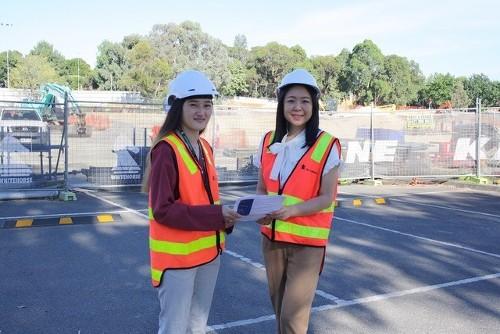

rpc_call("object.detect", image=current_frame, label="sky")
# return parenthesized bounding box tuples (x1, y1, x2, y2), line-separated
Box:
(1, 0, 500, 80)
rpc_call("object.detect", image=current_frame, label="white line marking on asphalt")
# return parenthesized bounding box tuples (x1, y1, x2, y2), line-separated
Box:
(223, 250, 345, 303)
(340, 189, 500, 219)
(340, 189, 461, 198)
(388, 198, 500, 219)
(80, 189, 500, 332)
(207, 272, 500, 332)
(83, 191, 347, 306)
(335, 216, 500, 259)
(224, 250, 265, 270)
(75, 189, 148, 220)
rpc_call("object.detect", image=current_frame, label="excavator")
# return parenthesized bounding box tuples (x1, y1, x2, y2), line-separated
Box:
(30, 83, 90, 137)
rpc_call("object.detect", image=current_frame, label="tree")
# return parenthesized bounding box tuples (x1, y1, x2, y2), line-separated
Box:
(121, 40, 172, 98)
(222, 60, 249, 97)
(0, 50, 22, 88)
(121, 34, 144, 50)
(61, 58, 93, 90)
(311, 55, 343, 101)
(29, 41, 66, 75)
(465, 74, 495, 107)
(345, 40, 385, 105)
(247, 42, 308, 97)
(94, 40, 127, 90)
(418, 73, 455, 108)
(380, 55, 424, 105)
(229, 34, 249, 63)
(10, 55, 60, 93)
(491, 81, 500, 107)
(148, 21, 231, 93)
(451, 79, 470, 108)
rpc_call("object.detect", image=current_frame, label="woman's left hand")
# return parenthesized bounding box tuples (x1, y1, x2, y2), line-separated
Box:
(270, 206, 298, 221)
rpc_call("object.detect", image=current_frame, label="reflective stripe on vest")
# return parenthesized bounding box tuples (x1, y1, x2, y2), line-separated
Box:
(260, 130, 340, 247)
(149, 132, 223, 287)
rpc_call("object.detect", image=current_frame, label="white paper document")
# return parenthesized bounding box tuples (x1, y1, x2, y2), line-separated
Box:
(233, 195, 284, 222)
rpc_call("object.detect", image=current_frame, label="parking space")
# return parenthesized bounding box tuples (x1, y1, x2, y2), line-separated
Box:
(0, 183, 499, 333)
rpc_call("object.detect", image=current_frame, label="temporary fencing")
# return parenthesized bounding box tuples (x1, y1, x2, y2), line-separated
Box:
(0, 97, 498, 197)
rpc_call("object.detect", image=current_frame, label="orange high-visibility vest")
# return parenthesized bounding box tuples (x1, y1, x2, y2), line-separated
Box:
(149, 132, 224, 287)
(260, 130, 341, 247)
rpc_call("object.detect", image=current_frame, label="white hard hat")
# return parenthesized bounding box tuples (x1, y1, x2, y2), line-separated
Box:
(276, 68, 320, 97)
(163, 70, 219, 112)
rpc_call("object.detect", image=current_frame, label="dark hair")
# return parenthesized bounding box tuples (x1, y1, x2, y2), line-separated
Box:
(271, 84, 319, 148)
(141, 94, 213, 192)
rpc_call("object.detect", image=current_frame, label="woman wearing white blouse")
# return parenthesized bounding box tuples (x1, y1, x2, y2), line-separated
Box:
(254, 69, 342, 334)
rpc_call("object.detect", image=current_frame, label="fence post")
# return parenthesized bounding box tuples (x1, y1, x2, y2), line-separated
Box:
(476, 97, 481, 178)
(370, 103, 375, 181)
(58, 92, 76, 200)
(64, 92, 69, 189)
(211, 108, 216, 149)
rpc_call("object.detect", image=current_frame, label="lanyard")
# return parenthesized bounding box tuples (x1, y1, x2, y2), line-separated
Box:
(177, 129, 205, 168)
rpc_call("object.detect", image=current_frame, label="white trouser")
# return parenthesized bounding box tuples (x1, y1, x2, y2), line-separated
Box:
(157, 256, 220, 334)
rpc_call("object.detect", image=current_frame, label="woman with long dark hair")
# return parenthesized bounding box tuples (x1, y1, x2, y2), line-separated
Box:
(254, 69, 342, 334)
(143, 70, 240, 334)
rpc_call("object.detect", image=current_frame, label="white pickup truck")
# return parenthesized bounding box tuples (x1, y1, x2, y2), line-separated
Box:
(0, 108, 50, 148)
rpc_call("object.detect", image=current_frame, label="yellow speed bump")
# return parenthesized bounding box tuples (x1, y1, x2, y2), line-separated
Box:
(59, 217, 73, 225)
(374, 197, 386, 205)
(97, 214, 114, 223)
(352, 199, 362, 207)
(15, 219, 33, 228)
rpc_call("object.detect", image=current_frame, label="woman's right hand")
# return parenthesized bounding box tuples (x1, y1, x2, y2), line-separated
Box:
(222, 205, 241, 228)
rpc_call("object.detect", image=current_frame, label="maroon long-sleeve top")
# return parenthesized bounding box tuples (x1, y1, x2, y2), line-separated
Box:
(149, 141, 225, 231)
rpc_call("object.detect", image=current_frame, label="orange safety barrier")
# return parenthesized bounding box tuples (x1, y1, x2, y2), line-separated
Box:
(85, 114, 111, 130)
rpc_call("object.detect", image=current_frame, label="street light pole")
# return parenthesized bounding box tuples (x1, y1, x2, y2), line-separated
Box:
(1, 22, 13, 88)
(77, 58, 80, 90)
(6, 49, 9, 88)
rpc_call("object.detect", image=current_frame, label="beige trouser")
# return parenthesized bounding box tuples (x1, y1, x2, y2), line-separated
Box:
(262, 236, 325, 334)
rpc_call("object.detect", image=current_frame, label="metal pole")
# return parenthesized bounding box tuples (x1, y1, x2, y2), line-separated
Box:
(1, 22, 13, 88)
(211, 108, 216, 149)
(370, 103, 375, 181)
(77, 58, 80, 90)
(63, 92, 69, 191)
(6, 49, 9, 88)
(476, 98, 481, 177)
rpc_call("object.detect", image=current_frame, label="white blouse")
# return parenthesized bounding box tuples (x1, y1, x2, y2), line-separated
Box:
(253, 130, 342, 185)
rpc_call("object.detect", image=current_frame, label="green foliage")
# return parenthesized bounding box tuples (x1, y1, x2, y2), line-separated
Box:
(311, 55, 343, 101)
(465, 74, 496, 106)
(1, 23, 498, 107)
(121, 40, 173, 98)
(379, 55, 424, 105)
(248, 42, 308, 97)
(29, 41, 66, 75)
(345, 40, 385, 105)
(451, 79, 470, 108)
(60, 58, 93, 90)
(492, 82, 500, 106)
(419, 73, 455, 108)
(222, 60, 249, 97)
(229, 34, 249, 63)
(10, 55, 61, 93)
(0, 50, 22, 88)
(94, 40, 127, 90)
(148, 21, 231, 93)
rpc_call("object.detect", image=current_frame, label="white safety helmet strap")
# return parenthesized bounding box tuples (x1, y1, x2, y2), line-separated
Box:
(276, 68, 320, 98)
(163, 70, 218, 112)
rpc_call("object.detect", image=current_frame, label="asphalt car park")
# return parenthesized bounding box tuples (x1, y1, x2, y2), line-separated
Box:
(0, 183, 499, 333)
